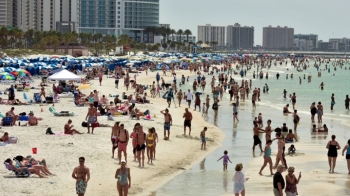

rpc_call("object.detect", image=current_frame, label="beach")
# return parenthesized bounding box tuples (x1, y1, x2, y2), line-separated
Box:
(0, 68, 224, 196)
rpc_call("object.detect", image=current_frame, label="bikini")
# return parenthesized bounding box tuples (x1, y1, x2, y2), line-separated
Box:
(147, 134, 154, 147)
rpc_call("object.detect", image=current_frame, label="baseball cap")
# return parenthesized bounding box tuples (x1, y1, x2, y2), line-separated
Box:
(121, 160, 126, 163)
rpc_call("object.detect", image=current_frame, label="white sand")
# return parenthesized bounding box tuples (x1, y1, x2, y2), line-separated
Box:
(0, 69, 224, 196)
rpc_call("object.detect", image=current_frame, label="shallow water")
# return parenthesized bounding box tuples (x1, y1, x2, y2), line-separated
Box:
(152, 60, 350, 196)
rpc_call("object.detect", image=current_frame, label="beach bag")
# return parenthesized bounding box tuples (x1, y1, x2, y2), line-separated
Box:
(46, 127, 55, 135)
(81, 121, 88, 127)
(9, 137, 18, 144)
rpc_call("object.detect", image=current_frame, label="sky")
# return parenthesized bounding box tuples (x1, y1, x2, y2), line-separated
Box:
(159, 0, 350, 45)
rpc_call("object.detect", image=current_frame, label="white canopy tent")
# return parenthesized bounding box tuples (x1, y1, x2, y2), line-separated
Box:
(48, 69, 81, 81)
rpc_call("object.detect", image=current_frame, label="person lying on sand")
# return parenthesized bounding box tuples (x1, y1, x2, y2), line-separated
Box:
(64, 119, 83, 135)
(0, 132, 9, 142)
(4, 158, 46, 178)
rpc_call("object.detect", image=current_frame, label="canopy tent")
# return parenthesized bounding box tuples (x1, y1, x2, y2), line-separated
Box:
(48, 70, 81, 81)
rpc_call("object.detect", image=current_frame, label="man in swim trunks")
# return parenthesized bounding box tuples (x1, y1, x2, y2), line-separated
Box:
(160, 109, 172, 139)
(253, 122, 266, 152)
(200, 127, 207, 150)
(317, 101, 323, 123)
(183, 108, 193, 135)
(136, 125, 146, 167)
(85, 104, 97, 134)
(117, 124, 129, 164)
(72, 157, 90, 196)
(93, 90, 99, 108)
(285, 129, 298, 143)
(111, 122, 120, 158)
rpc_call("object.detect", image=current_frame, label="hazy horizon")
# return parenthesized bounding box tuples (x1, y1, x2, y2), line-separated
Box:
(160, 0, 350, 45)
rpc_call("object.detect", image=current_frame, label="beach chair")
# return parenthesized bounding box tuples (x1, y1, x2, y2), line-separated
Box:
(33, 93, 41, 103)
(4, 162, 31, 178)
(2, 117, 13, 126)
(23, 93, 33, 104)
(49, 106, 74, 117)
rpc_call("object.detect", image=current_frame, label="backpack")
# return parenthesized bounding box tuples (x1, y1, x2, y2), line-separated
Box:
(46, 127, 55, 135)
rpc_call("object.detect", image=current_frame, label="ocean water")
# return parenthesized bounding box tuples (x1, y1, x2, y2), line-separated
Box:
(152, 60, 350, 196)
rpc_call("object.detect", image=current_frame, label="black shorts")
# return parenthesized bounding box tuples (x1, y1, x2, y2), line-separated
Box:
(184, 120, 191, 128)
(137, 144, 146, 151)
(93, 101, 98, 108)
(9, 96, 15, 100)
(346, 154, 350, 159)
(253, 135, 261, 146)
(115, 80, 119, 84)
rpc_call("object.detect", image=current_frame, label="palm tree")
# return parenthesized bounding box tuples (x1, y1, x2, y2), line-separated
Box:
(211, 41, 218, 50)
(177, 29, 183, 43)
(170, 29, 176, 41)
(184, 29, 192, 43)
(0, 27, 9, 49)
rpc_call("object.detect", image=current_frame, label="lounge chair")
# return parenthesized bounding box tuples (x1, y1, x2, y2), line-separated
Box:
(33, 93, 41, 103)
(4, 162, 31, 178)
(23, 93, 33, 104)
(2, 117, 13, 126)
(49, 106, 74, 117)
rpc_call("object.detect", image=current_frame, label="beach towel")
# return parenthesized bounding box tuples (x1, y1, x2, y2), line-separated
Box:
(53, 132, 72, 136)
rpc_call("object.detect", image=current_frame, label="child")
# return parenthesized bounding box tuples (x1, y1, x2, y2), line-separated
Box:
(288, 144, 296, 154)
(200, 127, 207, 150)
(217, 150, 232, 171)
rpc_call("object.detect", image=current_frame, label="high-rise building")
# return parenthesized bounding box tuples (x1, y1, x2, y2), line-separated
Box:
(294, 39, 313, 50)
(197, 24, 225, 47)
(294, 34, 318, 49)
(78, 0, 159, 40)
(5, 0, 76, 32)
(226, 23, 254, 50)
(0, 0, 13, 27)
(262, 25, 294, 49)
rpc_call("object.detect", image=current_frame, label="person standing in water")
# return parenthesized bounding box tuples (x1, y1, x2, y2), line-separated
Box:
(345, 95, 350, 110)
(217, 150, 232, 171)
(200, 127, 207, 150)
(326, 135, 341, 173)
(252, 122, 266, 152)
(320, 82, 325, 90)
(331, 93, 335, 110)
(290, 93, 296, 110)
(317, 101, 323, 124)
(258, 140, 274, 175)
(72, 157, 90, 196)
(232, 163, 248, 196)
(115, 160, 131, 196)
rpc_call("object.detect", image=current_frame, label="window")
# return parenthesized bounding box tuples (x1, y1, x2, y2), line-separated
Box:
(118, 11, 120, 14)
(117, 25, 120, 28)
(118, 20, 120, 23)
(118, 6, 120, 9)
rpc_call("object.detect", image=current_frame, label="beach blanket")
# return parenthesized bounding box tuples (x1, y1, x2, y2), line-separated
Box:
(52, 132, 72, 136)
(0, 142, 10, 146)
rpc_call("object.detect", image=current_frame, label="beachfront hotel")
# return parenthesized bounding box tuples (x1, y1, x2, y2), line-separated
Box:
(262, 25, 294, 49)
(197, 24, 226, 47)
(226, 23, 254, 50)
(77, 0, 159, 41)
(0, 0, 77, 33)
(294, 34, 318, 50)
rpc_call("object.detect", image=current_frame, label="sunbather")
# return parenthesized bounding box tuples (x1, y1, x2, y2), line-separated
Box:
(7, 107, 18, 125)
(4, 158, 45, 178)
(0, 132, 9, 142)
(64, 119, 83, 134)
(28, 112, 43, 126)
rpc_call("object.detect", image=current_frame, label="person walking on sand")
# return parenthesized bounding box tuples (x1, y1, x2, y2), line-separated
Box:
(217, 150, 232, 171)
(212, 99, 219, 119)
(111, 122, 120, 158)
(258, 140, 274, 175)
(186, 89, 193, 108)
(115, 160, 131, 196)
(136, 125, 146, 167)
(98, 72, 103, 86)
(265, 120, 272, 142)
(341, 139, 350, 174)
(200, 127, 207, 149)
(183, 108, 192, 135)
(160, 109, 172, 139)
(146, 128, 155, 164)
(273, 133, 287, 169)
(116, 124, 129, 164)
(273, 165, 285, 196)
(232, 163, 248, 196)
(205, 95, 210, 114)
(86, 104, 97, 134)
(130, 125, 138, 161)
(326, 135, 341, 173)
(93, 90, 99, 108)
(285, 167, 301, 196)
(72, 157, 90, 196)
(252, 122, 266, 152)
(176, 89, 183, 107)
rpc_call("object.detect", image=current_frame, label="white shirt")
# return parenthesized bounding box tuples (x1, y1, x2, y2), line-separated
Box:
(186, 92, 193, 101)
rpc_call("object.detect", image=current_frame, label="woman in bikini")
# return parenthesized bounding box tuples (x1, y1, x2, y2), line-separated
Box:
(273, 132, 287, 169)
(146, 128, 155, 164)
(115, 160, 131, 196)
(176, 89, 183, 107)
(265, 120, 272, 143)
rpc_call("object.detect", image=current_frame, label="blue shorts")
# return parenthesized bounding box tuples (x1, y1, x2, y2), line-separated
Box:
(164, 122, 170, 131)
(201, 136, 206, 143)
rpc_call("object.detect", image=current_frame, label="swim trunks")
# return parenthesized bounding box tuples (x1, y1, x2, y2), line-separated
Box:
(93, 101, 98, 108)
(118, 141, 127, 152)
(136, 144, 146, 151)
(87, 116, 95, 124)
(253, 135, 261, 146)
(76, 181, 87, 194)
(164, 122, 171, 131)
(201, 136, 206, 143)
(317, 110, 323, 116)
(184, 120, 191, 128)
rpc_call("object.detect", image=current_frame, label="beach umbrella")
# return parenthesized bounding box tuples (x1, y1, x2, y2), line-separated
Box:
(77, 84, 92, 90)
(0, 72, 15, 80)
(11, 68, 31, 77)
